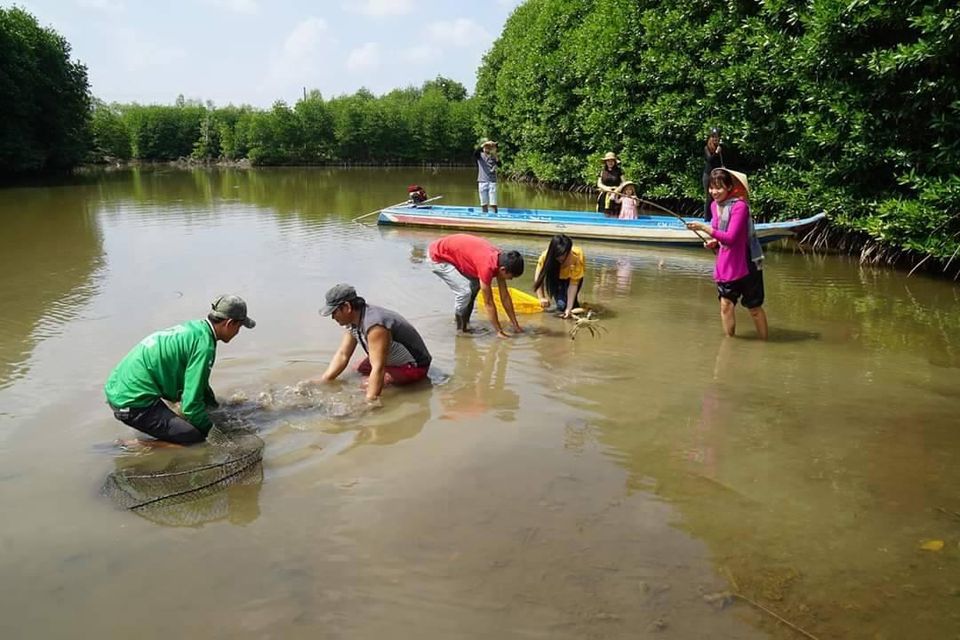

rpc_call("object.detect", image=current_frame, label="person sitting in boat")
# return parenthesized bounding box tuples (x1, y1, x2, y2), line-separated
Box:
(596, 152, 624, 217)
(686, 168, 768, 340)
(534, 234, 585, 319)
(614, 181, 639, 220)
(429, 233, 524, 337)
(407, 184, 428, 205)
(313, 284, 432, 402)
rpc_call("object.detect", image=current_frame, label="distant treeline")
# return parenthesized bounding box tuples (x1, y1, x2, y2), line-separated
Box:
(0, 7, 91, 174)
(91, 79, 477, 166)
(1, 7, 477, 172)
(476, 0, 960, 266)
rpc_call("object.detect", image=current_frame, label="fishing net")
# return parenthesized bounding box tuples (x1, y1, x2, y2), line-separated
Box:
(100, 422, 264, 527)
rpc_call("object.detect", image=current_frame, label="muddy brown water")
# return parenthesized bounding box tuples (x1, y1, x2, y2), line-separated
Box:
(1, 167, 958, 639)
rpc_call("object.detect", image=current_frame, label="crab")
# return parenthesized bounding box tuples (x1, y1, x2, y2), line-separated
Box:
(568, 308, 606, 340)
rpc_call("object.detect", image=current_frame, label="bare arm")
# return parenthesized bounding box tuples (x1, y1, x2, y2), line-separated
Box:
(480, 280, 506, 337)
(533, 263, 549, 307)
(364, 326, 390, 401)
(562, 279, 581, 318)
(318, 332, 358, 382)
(497, 276, 522, 333)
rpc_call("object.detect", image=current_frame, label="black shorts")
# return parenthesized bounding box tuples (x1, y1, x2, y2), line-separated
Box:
(717, 269, 764, 309)
(111, 398, 206, 444)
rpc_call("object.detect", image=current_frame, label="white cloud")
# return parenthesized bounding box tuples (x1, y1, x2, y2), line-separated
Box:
(77, 0, 125, 11)
(281, 17, 330, 61)
(204, 0, 259, 14)
(401, 44, 439, 64)
(347, 0, 414, 17)
(261, 17, 338, 100)
(425, 18, 490, 47)
(113, 28, 186, 72)
(346, 42, 381, 72)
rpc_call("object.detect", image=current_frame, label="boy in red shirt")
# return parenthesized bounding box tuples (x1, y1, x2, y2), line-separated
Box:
(428, 233, 525, 337)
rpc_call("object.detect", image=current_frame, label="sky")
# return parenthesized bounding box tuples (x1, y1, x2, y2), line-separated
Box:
(12, 0, 524, 106)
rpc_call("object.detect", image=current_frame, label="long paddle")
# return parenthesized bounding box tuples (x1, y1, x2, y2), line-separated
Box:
(351, 195, 443, 224)
(599, 187, 711, 243)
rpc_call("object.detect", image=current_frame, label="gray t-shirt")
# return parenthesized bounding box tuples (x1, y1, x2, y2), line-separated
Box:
(349, 305, 432, 368)
(476, 149, 498, 183)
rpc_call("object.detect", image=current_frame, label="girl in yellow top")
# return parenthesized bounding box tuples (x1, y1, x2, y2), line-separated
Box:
(534, 234, 585, 318)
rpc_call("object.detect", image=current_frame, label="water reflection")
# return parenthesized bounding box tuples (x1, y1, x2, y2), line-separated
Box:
(440, 338, 519, 421)
(0, 186, 105, 390)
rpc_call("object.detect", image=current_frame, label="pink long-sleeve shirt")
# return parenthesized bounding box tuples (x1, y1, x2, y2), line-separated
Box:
(710, 199, 751, 283)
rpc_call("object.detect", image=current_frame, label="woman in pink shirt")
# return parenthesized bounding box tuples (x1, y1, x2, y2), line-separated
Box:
(686, 168, 768, 340)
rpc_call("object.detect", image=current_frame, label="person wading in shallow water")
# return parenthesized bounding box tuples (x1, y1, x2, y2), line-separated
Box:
(687, 168, 768, 340)
(104, 294, 255, 446)
(428, 233, 524, 338)
(313, 284, 432, 403)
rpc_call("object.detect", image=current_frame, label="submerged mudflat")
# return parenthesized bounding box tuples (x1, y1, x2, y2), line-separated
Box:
(1, 167, 958, 639)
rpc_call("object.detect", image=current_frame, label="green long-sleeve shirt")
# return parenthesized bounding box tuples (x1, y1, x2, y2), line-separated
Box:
(104, 319, 219, 433)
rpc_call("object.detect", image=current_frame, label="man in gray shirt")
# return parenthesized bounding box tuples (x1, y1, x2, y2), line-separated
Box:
(474, 140, 499, 213)
(315, 284, 432, 401)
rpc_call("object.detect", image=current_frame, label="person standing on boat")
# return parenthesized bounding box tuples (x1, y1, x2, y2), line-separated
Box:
(429, 233, 524, 337)
(314, 284, 432, 401)
(534, 234, 585, 318)
(702, 128, 724, 220)
(104, 294, 256, 445)
(475, 140, 499, 213)
(686, 168, 768, 340)
(596, 152, 624, 217)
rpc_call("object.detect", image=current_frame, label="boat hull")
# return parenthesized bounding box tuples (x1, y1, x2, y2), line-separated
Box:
(378, 205, 826, 246)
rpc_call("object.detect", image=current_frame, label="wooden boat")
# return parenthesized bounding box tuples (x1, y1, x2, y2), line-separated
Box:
(378, 204, 826, 246)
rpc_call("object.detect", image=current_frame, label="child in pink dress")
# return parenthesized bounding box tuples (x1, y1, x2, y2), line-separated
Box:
(616, 182, 638, 220)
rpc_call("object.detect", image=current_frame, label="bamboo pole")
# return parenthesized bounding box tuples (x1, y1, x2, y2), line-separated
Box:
(351, 195, 443, 224)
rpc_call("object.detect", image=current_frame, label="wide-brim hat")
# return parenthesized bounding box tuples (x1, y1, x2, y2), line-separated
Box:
(614, 181, 636, 195)
(722, 168, 750, 199)
(602, 152, 618, 162)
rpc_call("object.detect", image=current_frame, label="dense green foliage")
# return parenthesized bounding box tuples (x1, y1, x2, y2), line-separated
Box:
(90, 78, 477, 166)
(0, 7, 91, 174)
(477, 0, 960, 261)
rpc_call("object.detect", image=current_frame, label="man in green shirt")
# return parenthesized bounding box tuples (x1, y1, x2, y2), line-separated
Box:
(104, 294, 255, 445)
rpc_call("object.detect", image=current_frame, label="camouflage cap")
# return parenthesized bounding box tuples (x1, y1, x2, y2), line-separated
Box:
(210, 294, 255, 328)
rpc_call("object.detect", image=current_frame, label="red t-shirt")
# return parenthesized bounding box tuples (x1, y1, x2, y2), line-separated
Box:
(429, 234, 500, 284)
